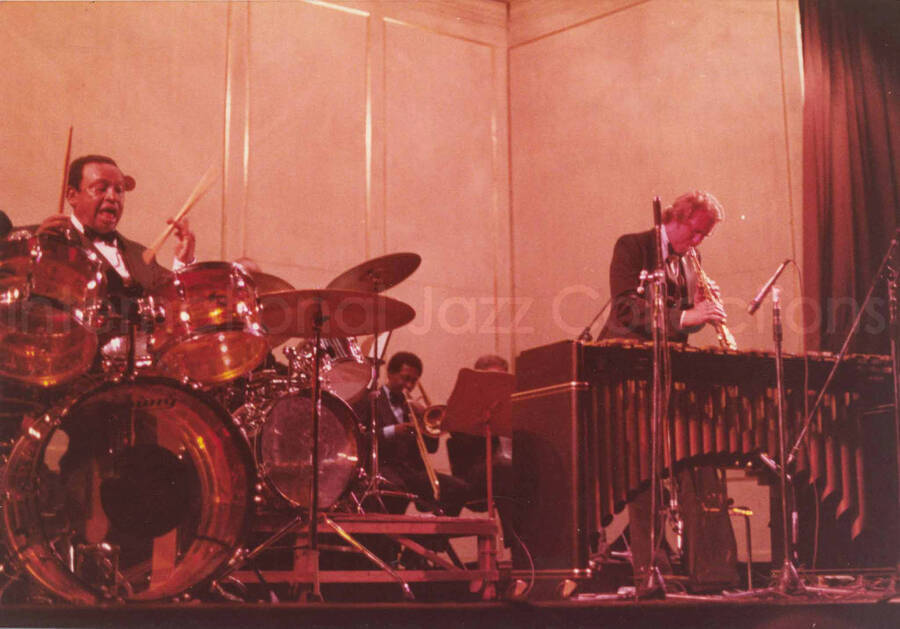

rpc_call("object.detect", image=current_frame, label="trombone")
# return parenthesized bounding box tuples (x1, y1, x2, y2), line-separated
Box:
(401, 387, 441, 502)
(412, 381, 446, 438)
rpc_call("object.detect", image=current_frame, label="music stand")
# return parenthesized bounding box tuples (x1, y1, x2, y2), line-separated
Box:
(441, 368, 515, 521)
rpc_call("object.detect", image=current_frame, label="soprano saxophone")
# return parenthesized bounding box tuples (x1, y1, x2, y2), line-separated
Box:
(684, 247, 738, 350)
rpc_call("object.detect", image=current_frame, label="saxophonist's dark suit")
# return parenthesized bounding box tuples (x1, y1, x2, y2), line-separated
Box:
(599, 228, 699, 343)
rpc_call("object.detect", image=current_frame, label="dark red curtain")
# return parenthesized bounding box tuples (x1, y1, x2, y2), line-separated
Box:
(801, 0, 900, 354)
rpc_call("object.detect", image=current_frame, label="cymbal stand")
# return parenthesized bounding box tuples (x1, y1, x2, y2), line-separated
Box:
(305, 308, 326, 599)
(310, 303, 414, 599)
(351, 274, 417, 512)
(218, 305, 415, 601)
(353, 321, 418, 512)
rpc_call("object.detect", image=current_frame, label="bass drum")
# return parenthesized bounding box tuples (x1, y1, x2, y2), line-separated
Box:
(1, 377, 254, 603)
(254, 389, 361, 510)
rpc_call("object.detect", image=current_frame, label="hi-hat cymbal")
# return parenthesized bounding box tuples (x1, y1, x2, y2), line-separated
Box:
(259, 289, 415, 339)
(326, 252, 421, 293)
(250, 271, 294, 296)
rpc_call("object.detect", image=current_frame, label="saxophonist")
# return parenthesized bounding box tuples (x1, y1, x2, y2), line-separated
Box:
(599, 190, 727, 342)
(598, 191, 738, 590)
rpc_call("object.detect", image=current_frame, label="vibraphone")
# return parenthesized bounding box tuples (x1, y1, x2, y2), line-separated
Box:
(512, 340, 897, 574)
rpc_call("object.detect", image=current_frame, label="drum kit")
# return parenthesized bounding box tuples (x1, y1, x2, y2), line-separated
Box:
(0, 231, 422, 603)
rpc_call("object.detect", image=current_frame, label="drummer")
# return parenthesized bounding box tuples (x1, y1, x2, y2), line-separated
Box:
(35, 154, 195, 294)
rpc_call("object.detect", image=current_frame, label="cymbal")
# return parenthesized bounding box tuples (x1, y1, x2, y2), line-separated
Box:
(326, 252, 421, 293)
(259, 289, 415, 339)
(244, 272, 295, 347)
(250, 271, 294, 295)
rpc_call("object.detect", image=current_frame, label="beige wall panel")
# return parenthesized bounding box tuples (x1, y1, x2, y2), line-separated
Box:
(387, 281, 508, 402)
(381, 20, 506, 396)
(244, 1, 369, 280)
(510, 0, 802, 355)
(0, 2, 228, 266)
(509, 0, 648, 46)
(346, 0, 507, 46)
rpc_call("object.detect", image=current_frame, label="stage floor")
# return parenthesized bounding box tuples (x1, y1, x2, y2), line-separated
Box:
(2, 598, 899, 629)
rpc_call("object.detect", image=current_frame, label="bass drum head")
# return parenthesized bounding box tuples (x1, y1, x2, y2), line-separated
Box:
(257, 390, 360, 510)
(2, 377, 254, 603)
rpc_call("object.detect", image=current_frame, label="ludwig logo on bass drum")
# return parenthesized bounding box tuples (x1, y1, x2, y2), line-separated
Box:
(131, 395, 178, 409)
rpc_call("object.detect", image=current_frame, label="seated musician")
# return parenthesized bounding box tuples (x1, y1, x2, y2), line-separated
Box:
(353, 351, 471, 517)
(599, 191, 738, 588)
(446, 354, 516, 543)
(10, 155, 197, 573)
(31, 154, 195, 307)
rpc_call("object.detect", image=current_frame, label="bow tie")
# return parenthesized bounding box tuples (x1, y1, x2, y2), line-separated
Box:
(84, 226, 118, 246)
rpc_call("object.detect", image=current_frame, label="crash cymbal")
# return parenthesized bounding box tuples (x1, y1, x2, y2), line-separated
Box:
(250, 271, 294, 296)
(326, 252, 421, 293)
(259, 289, 415, 339)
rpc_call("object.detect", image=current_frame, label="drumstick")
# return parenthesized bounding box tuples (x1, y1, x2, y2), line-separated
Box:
(142, 164, 217, 264)
(57, 126, 74, 214)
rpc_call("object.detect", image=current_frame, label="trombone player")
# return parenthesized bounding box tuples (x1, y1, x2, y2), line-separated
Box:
(353, 351, 471, 516)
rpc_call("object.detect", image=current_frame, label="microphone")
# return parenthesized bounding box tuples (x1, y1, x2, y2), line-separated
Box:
(747, 258, 791, 315)
(757, 452, 791, 480)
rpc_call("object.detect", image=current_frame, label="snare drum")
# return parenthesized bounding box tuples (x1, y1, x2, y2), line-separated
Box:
(148, 262, 268, 384)
(0, 233, 106, 386)
(1, 377, 254, 603)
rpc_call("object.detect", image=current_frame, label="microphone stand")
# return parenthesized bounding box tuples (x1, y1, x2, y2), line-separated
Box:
(638, 197, 671, 599)
(770, 287, 803, 593)
(575, 297, 612, 343)
(727, 237, 900, 599)
(783, 231, 900, 583)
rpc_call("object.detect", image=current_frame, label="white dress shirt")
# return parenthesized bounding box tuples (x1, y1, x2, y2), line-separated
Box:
(69, 215, 190, 277)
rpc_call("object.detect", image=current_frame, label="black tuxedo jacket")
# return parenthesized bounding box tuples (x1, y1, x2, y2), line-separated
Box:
(353, 388, 438, 475)
(78, 230, 171, 293)
(598, 228, 700, 343)
(11, 224, 173, 336)
(14, 223, 172, 293)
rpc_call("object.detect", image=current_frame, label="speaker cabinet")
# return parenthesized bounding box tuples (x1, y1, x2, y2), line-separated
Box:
(512, 342, 595, 573)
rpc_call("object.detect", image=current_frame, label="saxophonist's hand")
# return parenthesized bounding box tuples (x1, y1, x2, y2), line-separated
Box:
(682, 300, 727, 328)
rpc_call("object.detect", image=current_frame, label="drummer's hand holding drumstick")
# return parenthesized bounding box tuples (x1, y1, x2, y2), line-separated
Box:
(36, 214, 74, 236)
(170, 217, 196, 265)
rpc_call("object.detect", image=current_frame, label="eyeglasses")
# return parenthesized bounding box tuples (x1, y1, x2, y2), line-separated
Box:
(84, 180, 126, 196)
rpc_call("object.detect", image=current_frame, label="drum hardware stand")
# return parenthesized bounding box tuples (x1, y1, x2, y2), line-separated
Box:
(298, 307, 328, 601)
(353, 320, 418, 512)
